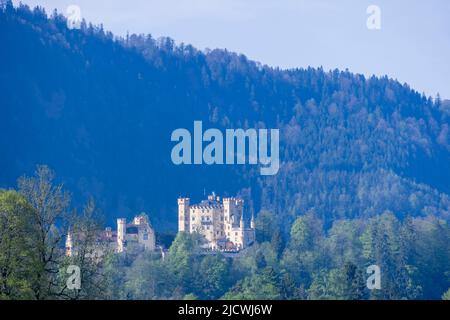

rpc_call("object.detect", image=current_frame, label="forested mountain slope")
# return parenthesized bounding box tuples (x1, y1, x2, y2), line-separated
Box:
(1, 3, 449, 230)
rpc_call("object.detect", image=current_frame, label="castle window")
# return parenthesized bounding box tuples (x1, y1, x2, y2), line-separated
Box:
(143, 233, 148, 240)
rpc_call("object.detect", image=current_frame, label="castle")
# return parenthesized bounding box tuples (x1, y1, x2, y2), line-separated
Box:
(66, 213, 156, 257)
(66, 193, 255, 257)
(178, 193, 255, 251)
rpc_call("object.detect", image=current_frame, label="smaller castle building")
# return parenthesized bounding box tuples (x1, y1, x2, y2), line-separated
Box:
(66, 213, 155, 257)
(178, 193, 255, 251)
(116, 214, 155, 252)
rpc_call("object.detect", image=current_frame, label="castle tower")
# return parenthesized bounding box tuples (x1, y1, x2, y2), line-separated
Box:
(222, 198, 233, 236)
(178, 198, 190, 232)
(223, 198, 243, 222)
(236, 199, 244, 223)
(240, 214, 244, 229)
(134, 214, 147, 225)
(250, 213, 255, 229)
(65, 230, 73, 257)
(238, 214, 245, 249)
(117, 218, 126, 253)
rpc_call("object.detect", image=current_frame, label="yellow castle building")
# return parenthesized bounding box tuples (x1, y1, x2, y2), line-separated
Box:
(178, 193, 255, 251)
(66, 213, 156, 257)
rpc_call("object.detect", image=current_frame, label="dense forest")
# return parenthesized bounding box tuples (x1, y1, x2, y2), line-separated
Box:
(1, 165, 449, 300)
(0, 2, 449, 299)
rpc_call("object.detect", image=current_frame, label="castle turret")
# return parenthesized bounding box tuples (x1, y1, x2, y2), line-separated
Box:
(178, 198, 190, 232)
(248, 213, 256, 247)
(65, 230, 73, 257)
(117, 218, 126, 253)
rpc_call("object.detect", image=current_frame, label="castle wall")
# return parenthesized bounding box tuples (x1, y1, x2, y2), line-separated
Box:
(137, 225, 156, 251)
(189, 205, 223, 248)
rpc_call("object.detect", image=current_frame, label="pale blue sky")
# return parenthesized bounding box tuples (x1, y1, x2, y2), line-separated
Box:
(14, 0, 450, 98)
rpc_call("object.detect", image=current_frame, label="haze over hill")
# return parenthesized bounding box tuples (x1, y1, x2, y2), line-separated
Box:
(1, 3, 449, 231)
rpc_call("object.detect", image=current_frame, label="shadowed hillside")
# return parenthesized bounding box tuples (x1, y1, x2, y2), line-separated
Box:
(1, 2, 449, 231)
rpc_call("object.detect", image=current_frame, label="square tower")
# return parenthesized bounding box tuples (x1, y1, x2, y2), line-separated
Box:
(178, 197, 190, 232)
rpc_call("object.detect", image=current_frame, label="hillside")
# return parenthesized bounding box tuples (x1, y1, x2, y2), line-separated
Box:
(1, 3, 449, 231)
